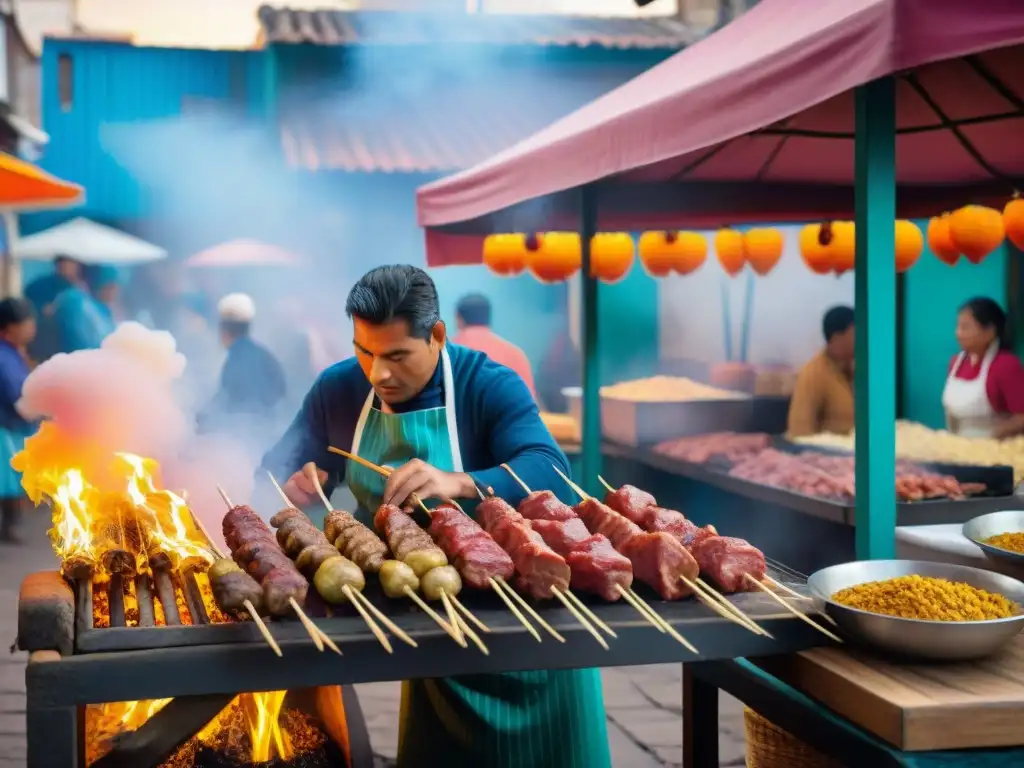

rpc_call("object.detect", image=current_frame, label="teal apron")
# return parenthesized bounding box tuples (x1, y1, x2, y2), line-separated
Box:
(346, 347, 611, 768)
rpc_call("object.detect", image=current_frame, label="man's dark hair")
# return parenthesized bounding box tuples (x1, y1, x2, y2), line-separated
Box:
(822, 305, 855, 342)
(456, 293, 491, 327)
(0, 297, 34, 330)
(345, 265, 440, 340)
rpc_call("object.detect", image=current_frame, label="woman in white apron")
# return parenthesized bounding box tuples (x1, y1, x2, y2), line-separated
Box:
(943, 297, 1024, 439)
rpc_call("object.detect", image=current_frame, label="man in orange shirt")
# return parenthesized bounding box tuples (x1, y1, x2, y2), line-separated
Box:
(453, 293, 536, 399)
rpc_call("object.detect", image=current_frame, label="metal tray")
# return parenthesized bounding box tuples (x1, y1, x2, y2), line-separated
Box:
(636, 449, 1013, 527)
(776, 438, 1016, 498)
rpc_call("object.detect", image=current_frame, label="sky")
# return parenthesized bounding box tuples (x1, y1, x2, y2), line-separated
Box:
(19, 0, 682, 51)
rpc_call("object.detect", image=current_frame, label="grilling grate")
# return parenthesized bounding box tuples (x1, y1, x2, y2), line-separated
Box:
(74, 568, 211, 637)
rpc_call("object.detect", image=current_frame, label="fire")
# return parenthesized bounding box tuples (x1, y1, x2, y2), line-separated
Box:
(88, 693, 298, 765)
(12, 421, 212, 577)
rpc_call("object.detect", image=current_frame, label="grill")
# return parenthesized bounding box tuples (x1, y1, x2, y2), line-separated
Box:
(24, 559, 830, 768)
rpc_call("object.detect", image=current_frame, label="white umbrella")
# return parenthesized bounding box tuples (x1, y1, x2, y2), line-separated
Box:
(15, 217, 167, 265)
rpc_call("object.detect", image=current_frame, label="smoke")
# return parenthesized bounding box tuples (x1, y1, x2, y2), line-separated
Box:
(19, 322, 255, 544)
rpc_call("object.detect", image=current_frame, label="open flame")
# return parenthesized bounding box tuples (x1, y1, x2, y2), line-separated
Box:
(89, 693, 298, 765)
(13, 421, 212, 577)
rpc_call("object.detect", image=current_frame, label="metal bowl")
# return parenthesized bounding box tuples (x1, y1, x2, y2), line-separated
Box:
(962, 510, 1024, 567)
(807, 560, 1024, 661)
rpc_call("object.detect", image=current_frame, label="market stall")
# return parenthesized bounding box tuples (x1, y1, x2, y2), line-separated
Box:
(416, 0, 1024, 764)
(15, 217, 166, 265)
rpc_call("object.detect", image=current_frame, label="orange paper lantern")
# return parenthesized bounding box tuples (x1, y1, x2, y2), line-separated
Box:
(744, 228, 784, 276)
(638, 231, 707, 276)
(482, 234, 527, 276)
(826, 221, 856, 275)
(799, 224, 832, 275)
(714, 228, 746, 277)
(670, 231, 708, 275)
(589, 233, 634, 283)
(926, 215, 960, 265)
(1004, 198, 1024, 250)
(949, 205, 1005, 264)
(527, 231, 581, 283)
(894, 220, 923, 273)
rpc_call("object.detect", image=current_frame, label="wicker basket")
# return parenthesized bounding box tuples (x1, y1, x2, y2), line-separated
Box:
(744, 708, 844, 768)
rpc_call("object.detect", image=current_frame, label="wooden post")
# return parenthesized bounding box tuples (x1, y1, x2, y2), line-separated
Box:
(853, 77, 897, 560)
(579, 185, 601, 484)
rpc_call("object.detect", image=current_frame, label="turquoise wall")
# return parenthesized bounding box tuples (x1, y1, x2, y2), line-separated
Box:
(902, 223, 1009, 429)
(596, 262, 660, 384)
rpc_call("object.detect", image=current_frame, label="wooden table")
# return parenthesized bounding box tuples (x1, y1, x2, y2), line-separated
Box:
(686, 639, 1024, 768)
(756, 637, 1024, 751)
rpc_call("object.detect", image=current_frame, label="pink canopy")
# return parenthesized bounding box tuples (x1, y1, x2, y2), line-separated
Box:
(417, 0, 1024, 266)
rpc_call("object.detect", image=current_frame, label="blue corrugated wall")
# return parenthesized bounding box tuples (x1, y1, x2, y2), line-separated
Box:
(29, 40, 266, 229)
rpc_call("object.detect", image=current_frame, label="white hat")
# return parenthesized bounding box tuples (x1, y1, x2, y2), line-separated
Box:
(217, 293, 256, 323)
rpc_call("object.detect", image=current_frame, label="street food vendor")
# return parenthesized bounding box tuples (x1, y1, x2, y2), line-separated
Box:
(260, 264, 610, 768)
(453, 292, 537, 398)
(786, 305, 855, 438)
(944, 297, 1024, 438)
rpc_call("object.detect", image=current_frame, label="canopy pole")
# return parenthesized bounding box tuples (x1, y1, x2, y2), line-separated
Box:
(579, 184, 601, 484)
(853, 77, 897, 560)
(2, 211, 22, 298)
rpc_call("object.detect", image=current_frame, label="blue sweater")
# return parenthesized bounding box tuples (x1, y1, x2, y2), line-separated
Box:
(258, 343, 570, 509)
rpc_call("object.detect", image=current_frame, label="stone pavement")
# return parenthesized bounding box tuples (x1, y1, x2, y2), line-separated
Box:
(1, 513, 750, 767)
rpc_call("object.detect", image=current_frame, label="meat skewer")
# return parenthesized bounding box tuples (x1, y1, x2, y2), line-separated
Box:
(188, 509, 282, 656)
(597, 477, 765, 592)
(300, 466, 470, 649)
(217, 486, 340, 654)
(593, 477, 839, 640)
(266, 473, 419, 651)
(500, 466, 696, 651)
(320, 452, 495, 652)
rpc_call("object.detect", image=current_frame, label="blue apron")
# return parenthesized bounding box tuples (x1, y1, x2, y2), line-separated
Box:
(346, 347, 611, 768)
(0, 427, 26, 498)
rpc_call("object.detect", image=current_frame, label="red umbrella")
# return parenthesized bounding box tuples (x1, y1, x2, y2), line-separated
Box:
(184, 239, 301, 268)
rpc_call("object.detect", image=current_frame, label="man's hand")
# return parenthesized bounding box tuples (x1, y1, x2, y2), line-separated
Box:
(382, 458, 473, 509)
(283, 462, 328, 507)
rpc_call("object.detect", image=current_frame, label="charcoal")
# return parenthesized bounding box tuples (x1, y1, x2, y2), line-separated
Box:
(191, 739, 346, 768)
(17, 571, 75, 656)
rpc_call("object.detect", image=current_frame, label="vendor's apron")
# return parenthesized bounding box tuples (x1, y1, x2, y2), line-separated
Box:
(942, 343, 999, 438)
(346, 347, 611, 768)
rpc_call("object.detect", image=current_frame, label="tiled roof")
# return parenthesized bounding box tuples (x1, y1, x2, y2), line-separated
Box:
(258, 6, 694, 49)
(280, 65, 650, 173)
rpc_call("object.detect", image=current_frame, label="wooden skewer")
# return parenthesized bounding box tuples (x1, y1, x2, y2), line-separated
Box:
(343, 586, 392, 654)
(187, 507, 283, 657)
(440, 590, 465, 645)
(553, 588, 608, 649)
(289, 596, 326, 652)
(596, 475, 615, 494)
(681, 575, 768, 637)
(452, 608, 489, 655)
(495, 577, 565, 643)
(549, 465, 590, 501)
(616, 586, 699, 654)
(244, 600, 283, 657)
(449, 594, 490, 633)
(765, 575, 813, 601)
(619, 587, 665, 633)
(562, 589, 616, 638)
(500, 463, 532, 494)
(327, 446, 432, 515)
(744, 575, 843, 643)
(488, 577, 541, 643)
(349, 588, 418, 649)
(404, 586, 466, 646)
(473, 484, 487, 501)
